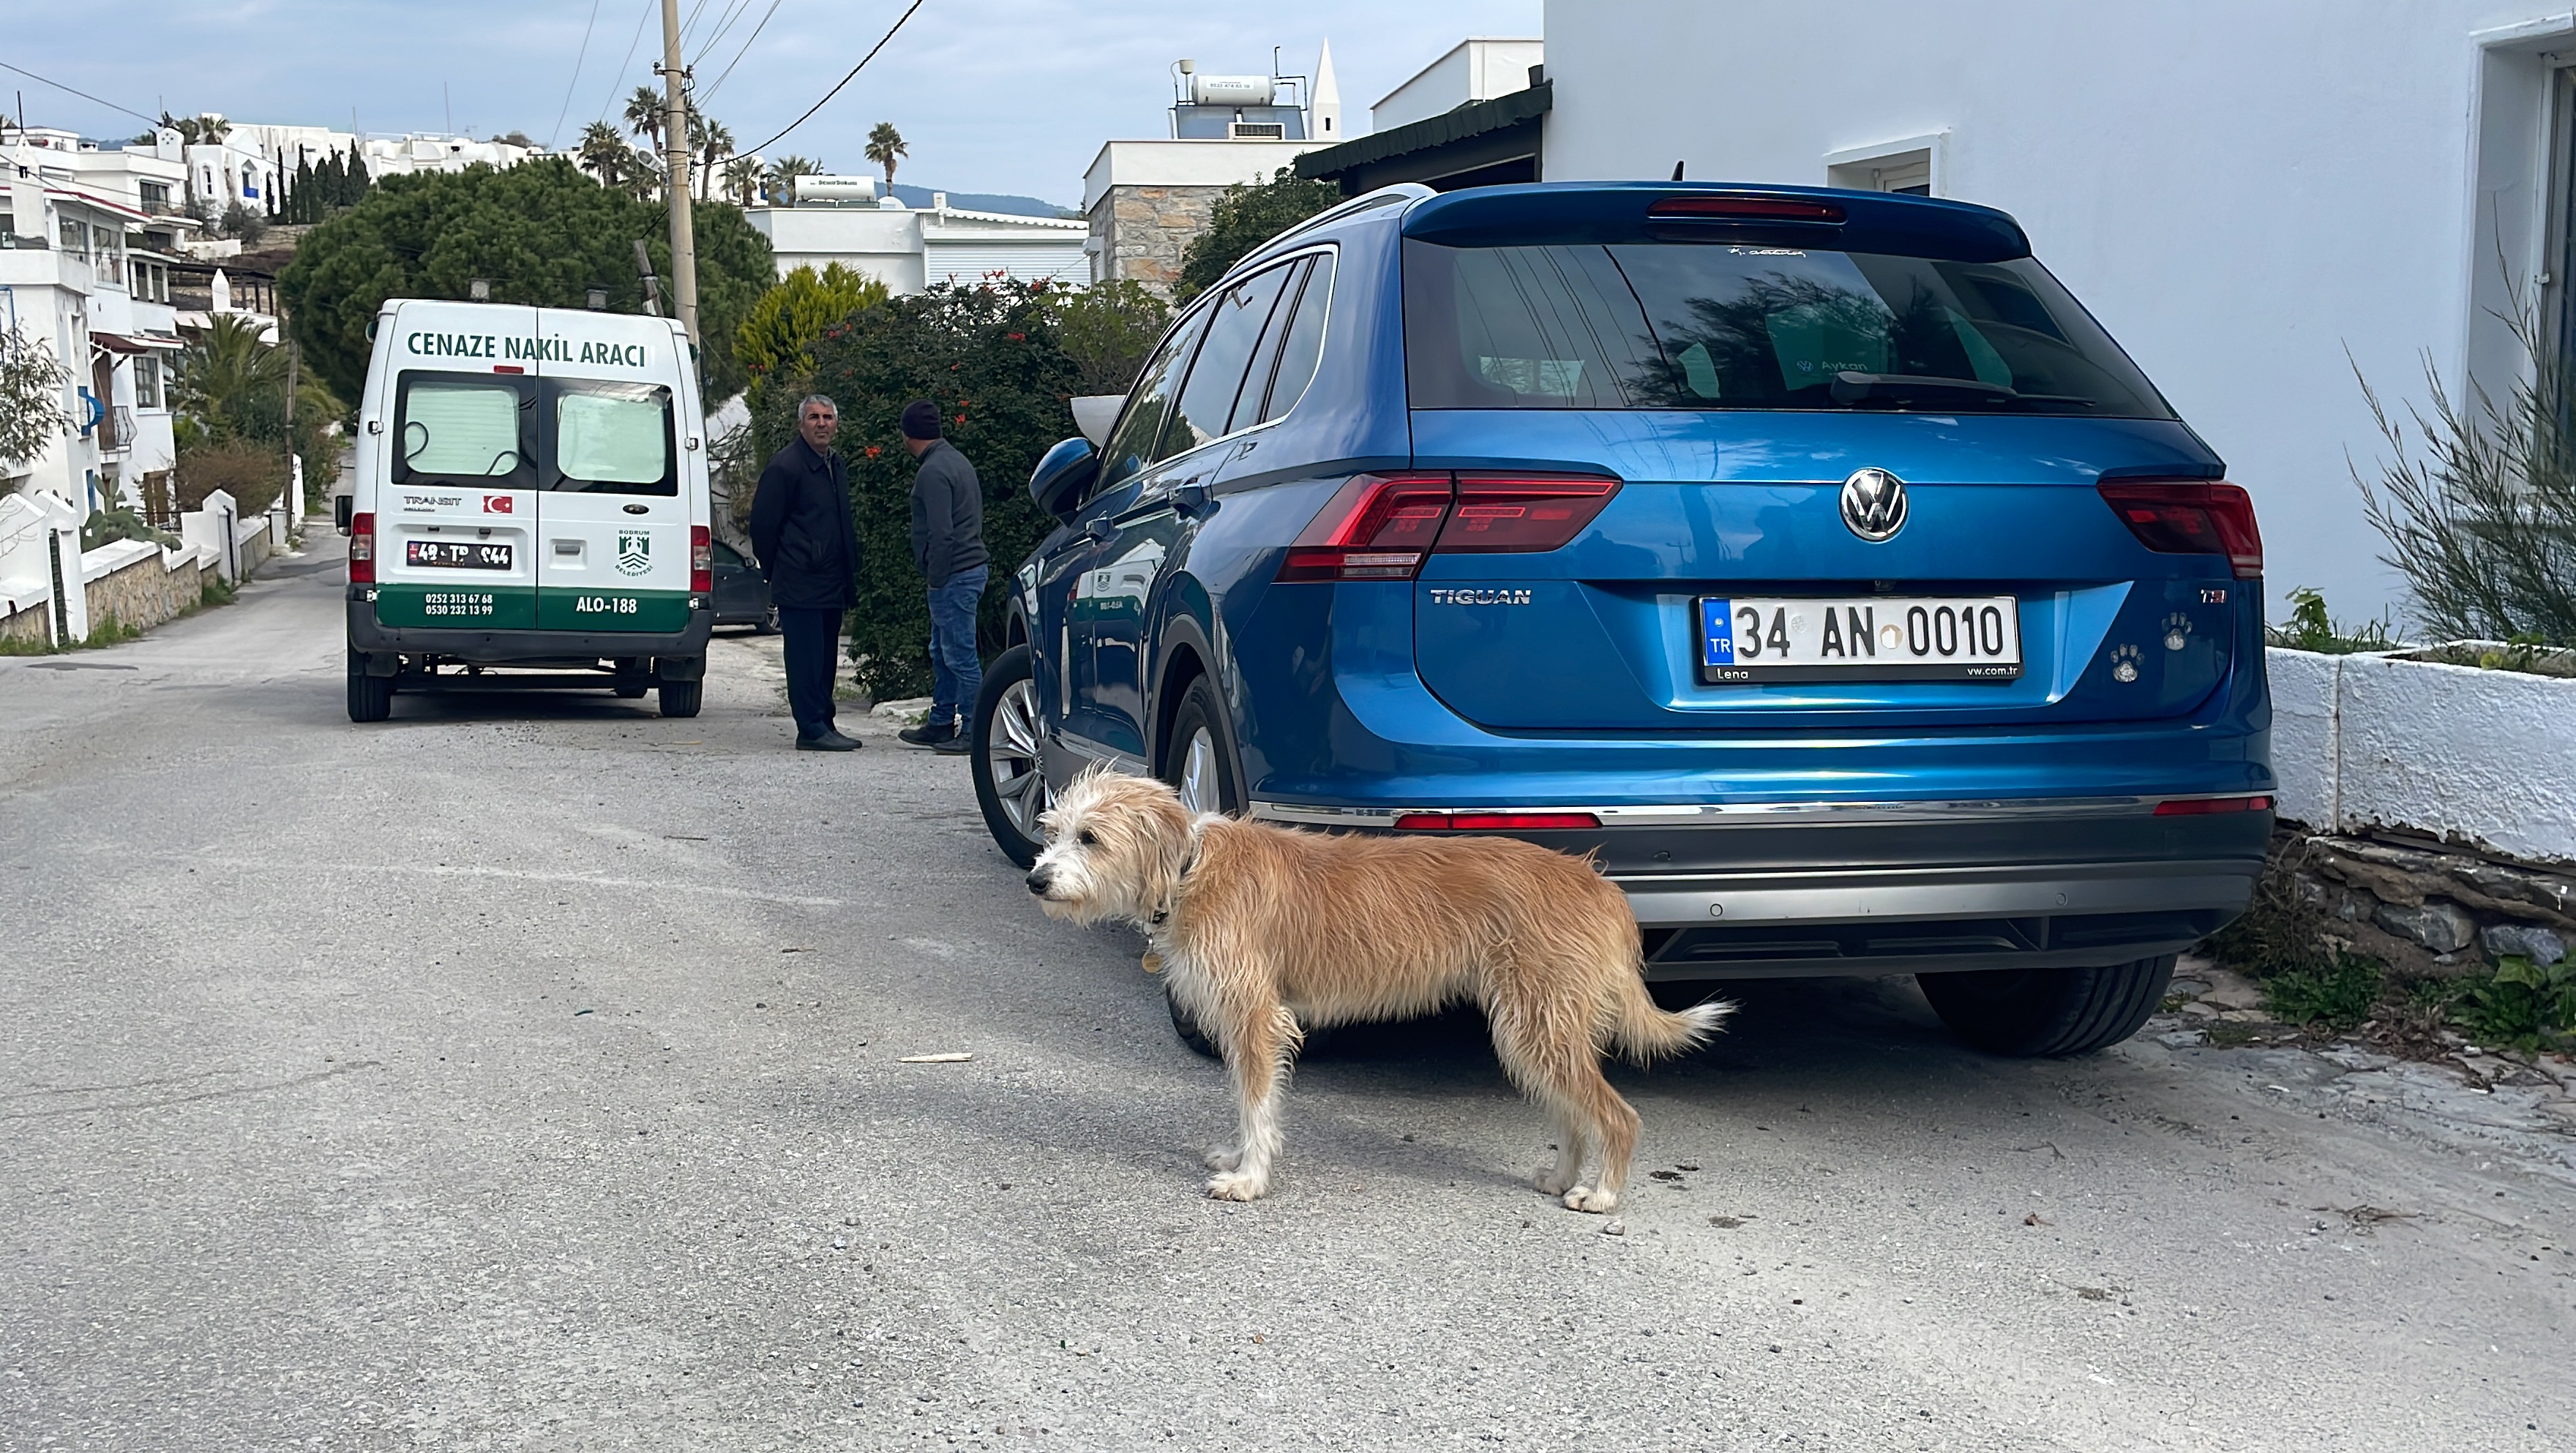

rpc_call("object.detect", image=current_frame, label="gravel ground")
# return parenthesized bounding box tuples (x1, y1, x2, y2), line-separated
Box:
(2, 545, 2571, 1452)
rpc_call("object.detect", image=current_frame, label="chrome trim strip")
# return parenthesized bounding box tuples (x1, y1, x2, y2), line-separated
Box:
(1049, 729, 1149, 778)
(1610, 863, 2255, 928)
(1246, 792, 2265, 828)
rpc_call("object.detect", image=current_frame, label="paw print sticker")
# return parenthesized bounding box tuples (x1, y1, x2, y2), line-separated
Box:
(2111, 643, 2143, 683)
(2162, 612, 2193, 652)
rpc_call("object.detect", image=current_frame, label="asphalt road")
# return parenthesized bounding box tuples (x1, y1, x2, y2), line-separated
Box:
(4, 545, 2571, 1452)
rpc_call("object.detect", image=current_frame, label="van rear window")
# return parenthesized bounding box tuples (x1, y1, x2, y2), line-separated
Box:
(1403, 239, 2172, 417)
(395, 376, 533, 486)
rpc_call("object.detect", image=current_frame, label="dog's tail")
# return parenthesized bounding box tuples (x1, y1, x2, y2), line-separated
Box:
(1611, 975, 1734, 1065)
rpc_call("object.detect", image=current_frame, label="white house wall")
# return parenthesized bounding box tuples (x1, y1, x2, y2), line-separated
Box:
(1538, 0, 2532, 624)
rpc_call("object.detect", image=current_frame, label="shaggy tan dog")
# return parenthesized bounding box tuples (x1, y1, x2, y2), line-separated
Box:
(1025, 770, 1731, 1210)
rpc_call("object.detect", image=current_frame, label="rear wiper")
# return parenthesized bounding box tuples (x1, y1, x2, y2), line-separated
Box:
(1828, 371, 2095, 410)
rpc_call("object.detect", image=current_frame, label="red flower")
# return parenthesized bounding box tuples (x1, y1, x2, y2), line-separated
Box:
(1006, 331, 1025, 341)
(954, 413, 967, 424)
(864, 446, 882, 459)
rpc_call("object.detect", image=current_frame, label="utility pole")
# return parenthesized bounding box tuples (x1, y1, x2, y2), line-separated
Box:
(657, 0, 700, 349)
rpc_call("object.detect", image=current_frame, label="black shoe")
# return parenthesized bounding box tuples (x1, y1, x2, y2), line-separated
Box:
(795, 729, 862, 751)
(897, 720, 959, 748)
(932, 732, 973, 755)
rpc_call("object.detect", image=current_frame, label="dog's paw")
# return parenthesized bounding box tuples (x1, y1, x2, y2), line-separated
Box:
(1562, 1185, 1620, 1214)
(1205, 1172, 1269, 1202)
(1205, 1147, 1243, 1172)
(1533, 1169, 1576, 1196)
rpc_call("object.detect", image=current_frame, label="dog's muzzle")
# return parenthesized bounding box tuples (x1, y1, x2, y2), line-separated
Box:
(1025, 867, 1053, 896)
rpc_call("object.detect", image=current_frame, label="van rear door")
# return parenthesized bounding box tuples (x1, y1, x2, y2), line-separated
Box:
(372, 307, 541, 629)
(533, 321, 694, 634)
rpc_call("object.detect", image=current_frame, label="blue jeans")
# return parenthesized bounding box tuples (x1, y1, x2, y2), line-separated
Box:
(926, 565, 987, 727)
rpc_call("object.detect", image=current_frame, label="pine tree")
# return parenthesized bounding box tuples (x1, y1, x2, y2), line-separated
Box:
(291, 155, 316, 224)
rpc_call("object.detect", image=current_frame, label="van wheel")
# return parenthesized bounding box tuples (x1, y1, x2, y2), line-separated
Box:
(346, 649, 392, 723)
(757, 605, 779, 635)
(612, 660, 650, 698)
(1917, 955, 2176, 1057)
(657, 677, 703, 718)
(971, 645, 1046, 868)
(1167, 985, 1220, 1059)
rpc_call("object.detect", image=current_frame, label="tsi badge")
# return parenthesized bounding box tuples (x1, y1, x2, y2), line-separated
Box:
(1840, 468, 1908, 542)
(615, 530, 651, 577)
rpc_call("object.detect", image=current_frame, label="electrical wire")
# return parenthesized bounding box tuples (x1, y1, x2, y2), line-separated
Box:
(740, 0, 926, 156)
(697, 0, 785, 110)
(692, 0, 759, 68)
(594, 0, 657, 125)
(547, 0, 604, 150)
(0, 59, 159, 127)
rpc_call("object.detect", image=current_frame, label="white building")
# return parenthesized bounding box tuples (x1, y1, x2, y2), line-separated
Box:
(154, 119, 546, 219)
(1370, 38, 1544, 132)
(1535, 0, 2557, 622)
(4, 128, 191, 512)
(745, 176, 1087, 294)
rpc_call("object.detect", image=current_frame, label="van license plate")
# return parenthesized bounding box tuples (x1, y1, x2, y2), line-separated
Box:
(406, 540, 513, 570)
(1697, 596, 2021, 683)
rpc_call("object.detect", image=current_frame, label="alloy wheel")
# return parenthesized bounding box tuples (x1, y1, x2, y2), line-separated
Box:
(986, 677, 1046, 838)
(1176, 727, 1219, 815)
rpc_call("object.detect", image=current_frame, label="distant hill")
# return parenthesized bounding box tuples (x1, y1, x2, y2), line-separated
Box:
(886, 183, 1080, 219)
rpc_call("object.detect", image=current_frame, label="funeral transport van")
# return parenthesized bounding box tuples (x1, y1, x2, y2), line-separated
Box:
(340, 300, 714, 721)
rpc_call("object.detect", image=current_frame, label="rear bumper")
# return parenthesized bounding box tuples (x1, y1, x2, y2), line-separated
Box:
(1248, 796, 2268, 980)
(346, 589, 712, 663)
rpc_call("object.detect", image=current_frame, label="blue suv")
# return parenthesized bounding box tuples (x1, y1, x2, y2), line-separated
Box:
(970, 181, 2272, 1058)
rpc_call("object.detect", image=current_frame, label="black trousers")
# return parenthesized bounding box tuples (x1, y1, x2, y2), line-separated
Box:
(778, 607, 842, 737)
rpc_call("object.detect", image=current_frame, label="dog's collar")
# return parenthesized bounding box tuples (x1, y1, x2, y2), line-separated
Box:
(1147, 825, 1207, 928)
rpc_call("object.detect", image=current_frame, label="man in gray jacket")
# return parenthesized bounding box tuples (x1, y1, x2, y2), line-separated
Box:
(897, 399, 988, 753)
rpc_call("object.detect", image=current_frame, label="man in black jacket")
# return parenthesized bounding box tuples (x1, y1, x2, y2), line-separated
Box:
(749, 395, 864, 751)
(896, 399, 988, 753)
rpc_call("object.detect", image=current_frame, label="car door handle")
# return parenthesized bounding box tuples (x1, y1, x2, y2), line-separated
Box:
(1171, 481, 1210, 517)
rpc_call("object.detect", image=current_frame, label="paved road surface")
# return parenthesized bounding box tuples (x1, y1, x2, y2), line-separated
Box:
(4, 546, 2570, 1451)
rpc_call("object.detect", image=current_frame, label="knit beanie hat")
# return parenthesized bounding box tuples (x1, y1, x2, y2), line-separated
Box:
(900, 399, 943, 440)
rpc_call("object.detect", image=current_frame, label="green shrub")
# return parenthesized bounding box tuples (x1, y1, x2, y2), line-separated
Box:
(2269, 587, 2395, 654)
(2206, 841, 2337, 979)
(2455, 955, 2576, 1049)
(176, 438, 285, 515)
(2261, 952, 2385, 1030)
(1175, 168, 1341, 304)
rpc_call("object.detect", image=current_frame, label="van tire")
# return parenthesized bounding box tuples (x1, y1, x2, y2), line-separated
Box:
(347, 650, 392, 723)
(1917, 954, 2176, 1057)
(657, 677, 703, 718)
(612, 659, 650, 698)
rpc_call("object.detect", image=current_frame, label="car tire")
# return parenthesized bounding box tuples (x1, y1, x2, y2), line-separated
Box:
(971, 644, 1047, 868)
(1159, 672, 1243, 816)
(657, 677, 703, 718)
(346, 649, 392, 723)
(612, 659, 650, 699)
(1917, 954, 2177, 1057)
(757, 604, 779, 635)
(1167, 984, 1220, 1058)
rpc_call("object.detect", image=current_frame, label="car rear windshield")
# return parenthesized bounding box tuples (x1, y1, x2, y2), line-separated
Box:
(1403, 238, 2173, 417)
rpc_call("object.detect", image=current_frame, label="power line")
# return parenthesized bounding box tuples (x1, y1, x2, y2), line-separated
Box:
(742, 0, 926, 157)
(692, 0, 759, 69)
(0, 60, 159, 127)
(547, 0, 604, 151)
(698, 0, 785, 110)
(594, 0, 657, 126)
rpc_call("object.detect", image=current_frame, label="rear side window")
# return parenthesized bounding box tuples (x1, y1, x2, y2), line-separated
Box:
(550, 380, 675, 495)
(1403, 239, 2171, 417)
(1166, 262, 1297, 455)
(394, 373, 533, 487)
(1254, 252, 1335, 427)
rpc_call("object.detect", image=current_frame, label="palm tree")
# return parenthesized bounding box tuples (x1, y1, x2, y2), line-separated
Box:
(576, 120, 629, 187)
(172, 314, 288, 435)
(624, 85, 666, 150)
(765, 154, 820, 206)
(621, 146, 666, 202)
(723, 154, 766, 207)
(864, 121, 907, 191)
(696, 119, 735, 200)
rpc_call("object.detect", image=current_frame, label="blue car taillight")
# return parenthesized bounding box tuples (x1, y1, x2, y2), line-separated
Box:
(2098, 480, 2264, 579)
(1278, 473, 1621, 582)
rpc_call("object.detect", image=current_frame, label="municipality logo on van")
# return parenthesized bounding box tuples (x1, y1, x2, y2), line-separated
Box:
(615, 531, 651, 576)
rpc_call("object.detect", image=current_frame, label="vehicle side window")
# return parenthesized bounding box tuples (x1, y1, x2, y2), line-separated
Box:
(393, 372, 536, 489)
(1164, 261, 1296, 457)
(1257, 251, 1335, 424)
(1227, 256, 1311, 435)
(1095, 309, 1210, 497)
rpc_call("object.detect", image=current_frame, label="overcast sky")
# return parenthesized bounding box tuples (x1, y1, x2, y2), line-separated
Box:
(3, 0, 1543, 205)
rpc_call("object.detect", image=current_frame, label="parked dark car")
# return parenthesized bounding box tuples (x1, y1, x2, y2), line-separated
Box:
(972, 181, 2274, 1061)
(709, 540, 776, 632)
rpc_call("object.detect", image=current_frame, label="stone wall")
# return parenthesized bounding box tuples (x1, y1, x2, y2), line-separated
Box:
(2273, 828, 2569, 975)
(85, 549, 205, 634)
(1, 598, 47, 646)
(1090, 184, 1227, 295)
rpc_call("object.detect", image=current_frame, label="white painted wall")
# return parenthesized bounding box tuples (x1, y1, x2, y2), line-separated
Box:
(1081, 139, 1331, 214)
(1372, 39, 1546, 132)
(1540, 0, 2550, 626)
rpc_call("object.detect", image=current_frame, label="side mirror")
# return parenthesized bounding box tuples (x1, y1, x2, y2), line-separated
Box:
(334, 495, 354, 533)
(1068, 394, 1123, 447)
(1028, 437, 1098, 522)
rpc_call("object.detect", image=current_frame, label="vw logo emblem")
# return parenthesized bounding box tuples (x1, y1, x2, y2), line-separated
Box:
(1840, 468, 1908, 542)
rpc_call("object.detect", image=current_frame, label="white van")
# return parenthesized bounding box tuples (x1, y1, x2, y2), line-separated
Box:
(340, 300, 713, 721)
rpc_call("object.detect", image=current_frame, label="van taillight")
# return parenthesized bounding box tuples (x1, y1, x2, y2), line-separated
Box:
(1279, 473, 1622, 582)
(2098, 481, 2263, 579)
(689, 525, 712, 594)
(348, 511, 375, 583)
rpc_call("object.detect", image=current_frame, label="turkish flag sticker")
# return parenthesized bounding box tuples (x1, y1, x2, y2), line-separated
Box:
(482, 495, 514, 514)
